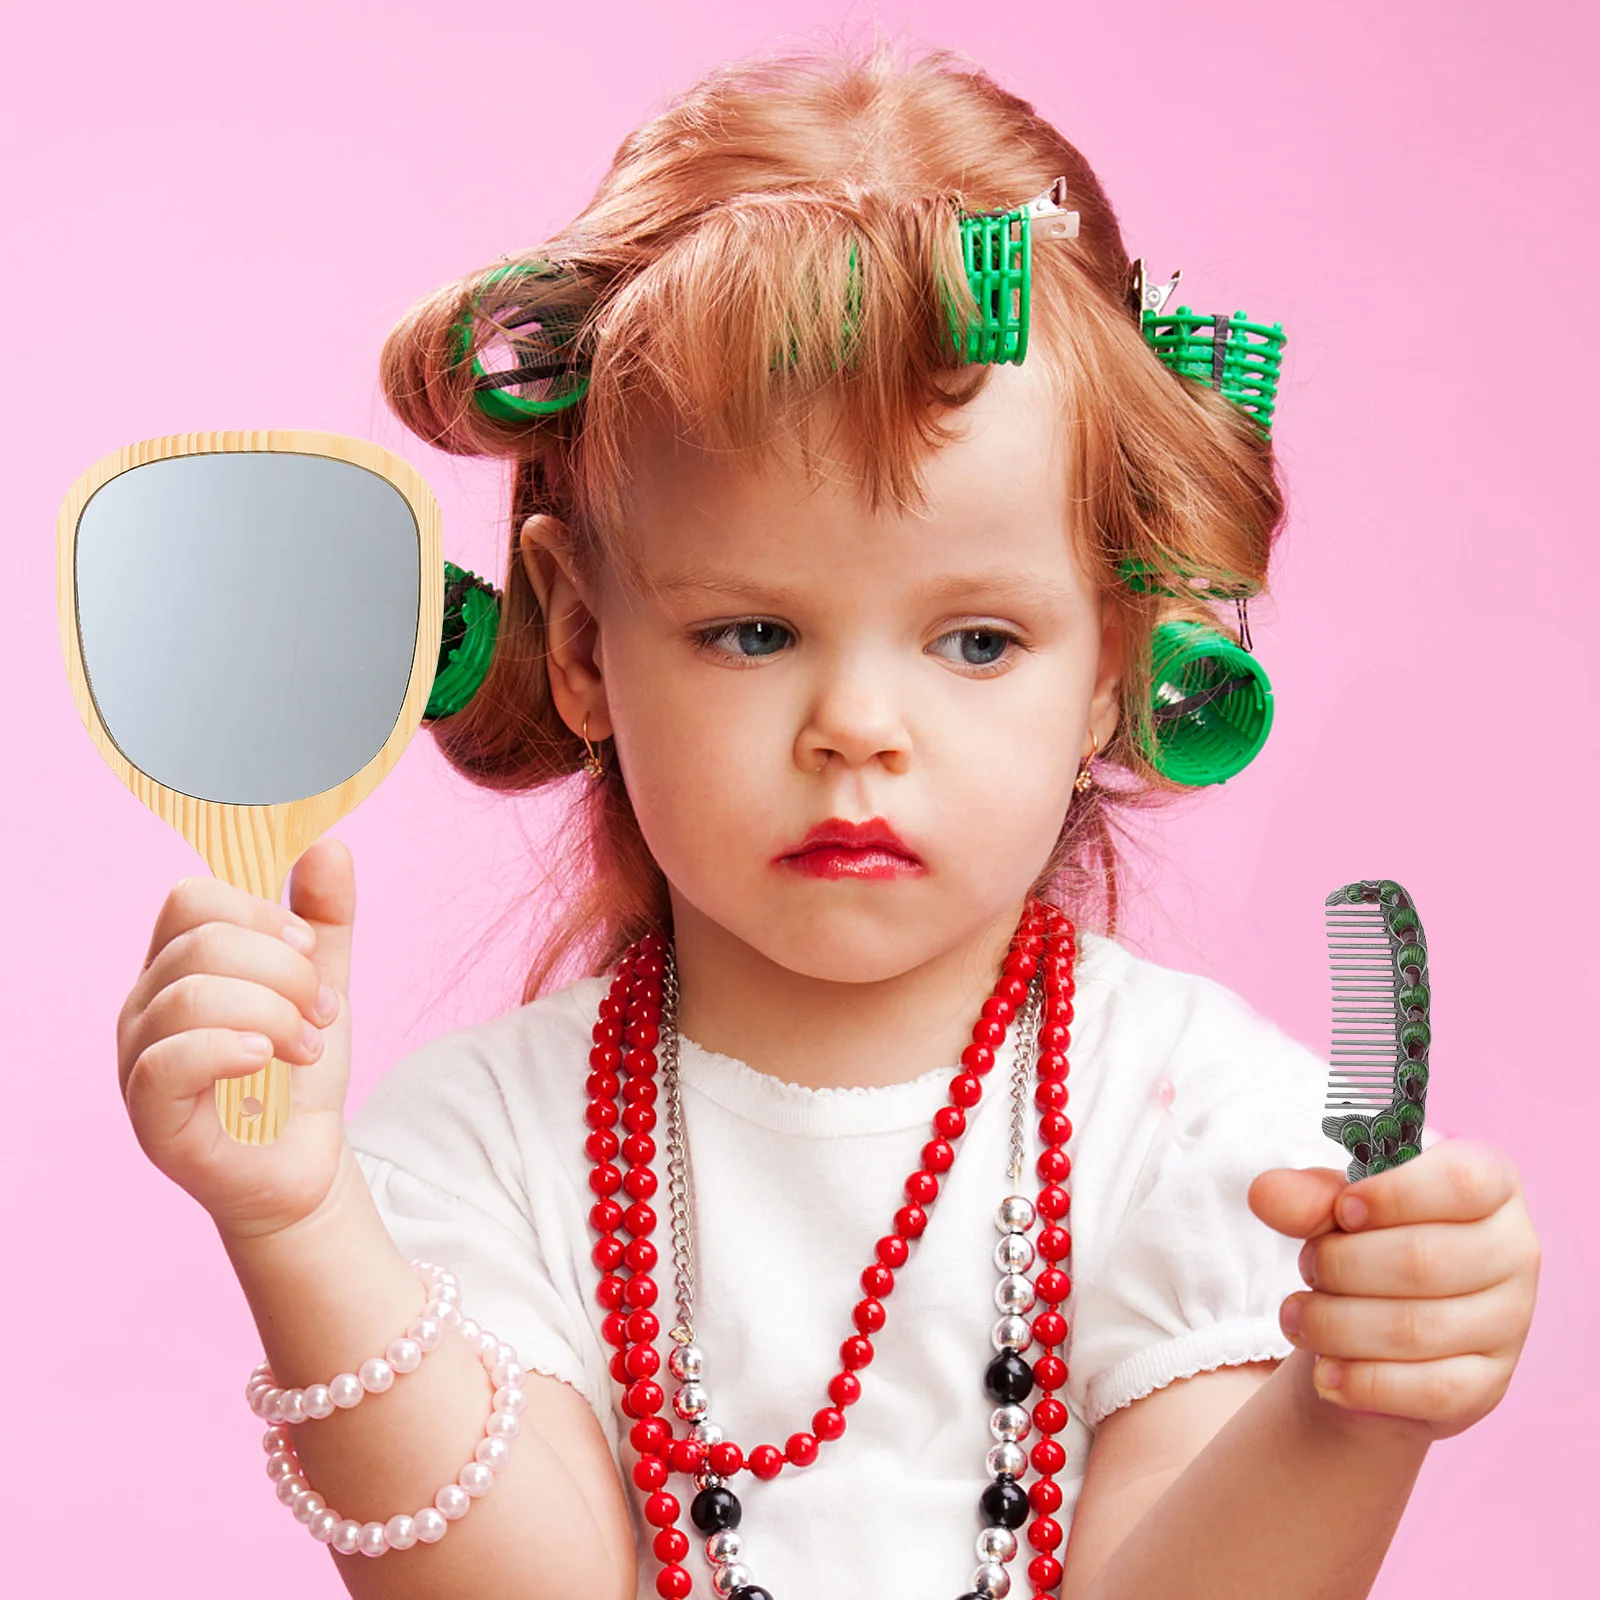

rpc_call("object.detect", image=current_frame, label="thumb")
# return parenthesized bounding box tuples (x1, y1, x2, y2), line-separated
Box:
(285, 836, 356, 1001)
(1248, 1165, 1348, 1241)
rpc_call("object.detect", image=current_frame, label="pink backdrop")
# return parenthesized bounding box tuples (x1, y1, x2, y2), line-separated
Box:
(5, 1, 1590, 1591)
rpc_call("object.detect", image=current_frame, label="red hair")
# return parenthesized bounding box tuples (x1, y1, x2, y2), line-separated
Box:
(381, 40, 1286, 999)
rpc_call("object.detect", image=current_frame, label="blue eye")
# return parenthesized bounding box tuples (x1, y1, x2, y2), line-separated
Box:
(932, 627, 1018, 668)
(698, 620, 793, 658)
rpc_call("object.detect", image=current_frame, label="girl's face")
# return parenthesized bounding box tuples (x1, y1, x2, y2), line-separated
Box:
(527, 359, 1122, 986)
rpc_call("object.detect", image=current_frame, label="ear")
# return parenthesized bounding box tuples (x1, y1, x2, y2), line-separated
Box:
(1087, 604, 1124, 756)
(519, 514, 612, 741)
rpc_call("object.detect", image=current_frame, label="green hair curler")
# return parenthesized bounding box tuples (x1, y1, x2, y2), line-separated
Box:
(1118, 556, 1274, 787)
(954, 178, 1079, 365)
(1145, 619, 1274, 786)
(424, 561, 500, 721)
(456, 261, 591, 421)
(1129, 260, 1286, 437)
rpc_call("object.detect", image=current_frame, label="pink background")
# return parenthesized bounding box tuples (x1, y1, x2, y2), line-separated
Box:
(5, 0, 1591, 1591)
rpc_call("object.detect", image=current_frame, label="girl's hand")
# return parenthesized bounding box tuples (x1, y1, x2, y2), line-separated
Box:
(1248, 1140, 1541, 1445)
(116, 837, 358, 1244)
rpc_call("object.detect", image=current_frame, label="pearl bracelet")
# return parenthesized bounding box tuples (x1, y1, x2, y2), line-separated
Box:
(246, 1260, 463, 1424)
(252, 1261, 531, 1557)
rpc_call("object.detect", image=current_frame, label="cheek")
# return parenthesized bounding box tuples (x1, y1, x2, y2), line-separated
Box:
(927, 685, 1083, 861)
(603, 645, 791, 874)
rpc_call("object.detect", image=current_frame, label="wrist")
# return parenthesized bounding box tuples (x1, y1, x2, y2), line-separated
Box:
(1283, 1348, 1436, 1458)
(216, 1137, 370, 1256)
(218, 1147, 423, 1383)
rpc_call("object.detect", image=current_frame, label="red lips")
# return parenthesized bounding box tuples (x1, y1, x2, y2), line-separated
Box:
(776, 817, 924, 880)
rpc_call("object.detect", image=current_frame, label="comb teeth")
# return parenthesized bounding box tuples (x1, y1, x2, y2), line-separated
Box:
(1325, 903, 1399, 1113)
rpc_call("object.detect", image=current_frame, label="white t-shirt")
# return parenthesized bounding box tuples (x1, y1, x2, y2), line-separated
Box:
(349, 930, 1339, 1598)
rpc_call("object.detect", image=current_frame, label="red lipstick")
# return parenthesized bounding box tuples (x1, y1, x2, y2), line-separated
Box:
(775, 817, 925, 881)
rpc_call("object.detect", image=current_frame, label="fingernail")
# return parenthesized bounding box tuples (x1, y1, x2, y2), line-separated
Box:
(1338, 1195, 1368, 1230)
(302, 1021, 323, 1055)
(1298, 1242, 1316, 1285)
(316, 983, 339, 1023)
(281, 921, 315, 954)
(1315, 1358, 1344, 1394)
(1281, 1298, 1302, 1337)
(241, 1032, 272, 1060)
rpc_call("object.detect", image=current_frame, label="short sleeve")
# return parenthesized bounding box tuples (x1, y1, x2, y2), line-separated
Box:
(1065, 968, 1336, 1428)
(346, 994, 616, 1432)
(353, 1149, 602, 1406)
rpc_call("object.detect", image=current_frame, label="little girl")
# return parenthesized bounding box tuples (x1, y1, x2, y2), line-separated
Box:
(117, 41, 1539, 1600)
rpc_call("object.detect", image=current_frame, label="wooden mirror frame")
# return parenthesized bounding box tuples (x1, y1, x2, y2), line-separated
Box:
(56, 430, 443, 1145)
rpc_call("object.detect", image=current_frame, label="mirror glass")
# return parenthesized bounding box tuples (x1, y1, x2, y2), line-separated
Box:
(75, 453, 421, 806)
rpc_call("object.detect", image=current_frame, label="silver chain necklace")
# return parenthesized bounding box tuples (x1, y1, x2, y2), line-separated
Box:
(657, 948, 1043, 1350)
(659, 951, 698, 1347)
(655, 946, 1045, 1351)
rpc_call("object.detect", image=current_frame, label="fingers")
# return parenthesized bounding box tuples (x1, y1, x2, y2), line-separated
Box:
(1308, 1353, 1509, 1433)
(135, 875, 317, 997)
(1248, 1165, 1348, 1240)
(121, 924, 338, 1096)
(1273, 1141, 1540, 1440)
(286, 838, 357, 998)
(1331, 1139, 1519, 1230)
(124, 971, 331, 1101)
(124, 1027, 281, 1150)
(1281, 1277, 1525, 1363)
(1298, 1208, 1530, 1299)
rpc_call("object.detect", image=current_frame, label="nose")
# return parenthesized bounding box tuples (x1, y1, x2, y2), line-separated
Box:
(793, 654, 912, 776)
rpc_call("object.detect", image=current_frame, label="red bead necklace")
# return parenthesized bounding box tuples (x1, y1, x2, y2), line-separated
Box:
(583, 900, 1077, 1600)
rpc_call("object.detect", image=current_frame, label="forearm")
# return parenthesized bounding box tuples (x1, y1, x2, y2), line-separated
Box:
(1078, 1350, 1429, 1600)
(220, 1146, 630, 1600)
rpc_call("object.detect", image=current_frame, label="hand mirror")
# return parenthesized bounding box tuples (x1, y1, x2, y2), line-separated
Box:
(57, 431, 444, 1147)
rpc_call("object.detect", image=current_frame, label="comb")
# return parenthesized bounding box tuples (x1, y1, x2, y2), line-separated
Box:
(1321, 879, 1432, 1180)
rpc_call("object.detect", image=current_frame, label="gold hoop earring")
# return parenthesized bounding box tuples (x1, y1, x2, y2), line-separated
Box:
(580, 714, 605, 780)
(1074, 728, 1098, 794)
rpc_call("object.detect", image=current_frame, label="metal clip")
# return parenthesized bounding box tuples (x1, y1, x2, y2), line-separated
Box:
(1023, 177, 1080, 240)
(1128, 257, 1183, 320)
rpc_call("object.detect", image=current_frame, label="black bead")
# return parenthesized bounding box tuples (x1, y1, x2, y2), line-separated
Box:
(980, 1476, 1030, 1529)
(984, 1351, 1035, 1405)
(730, 1590, 774, 1600)
(690, 1486, 743, 1533)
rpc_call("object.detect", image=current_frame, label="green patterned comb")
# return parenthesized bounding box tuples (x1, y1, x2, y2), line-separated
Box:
(1321, 879, 1432, 1181)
